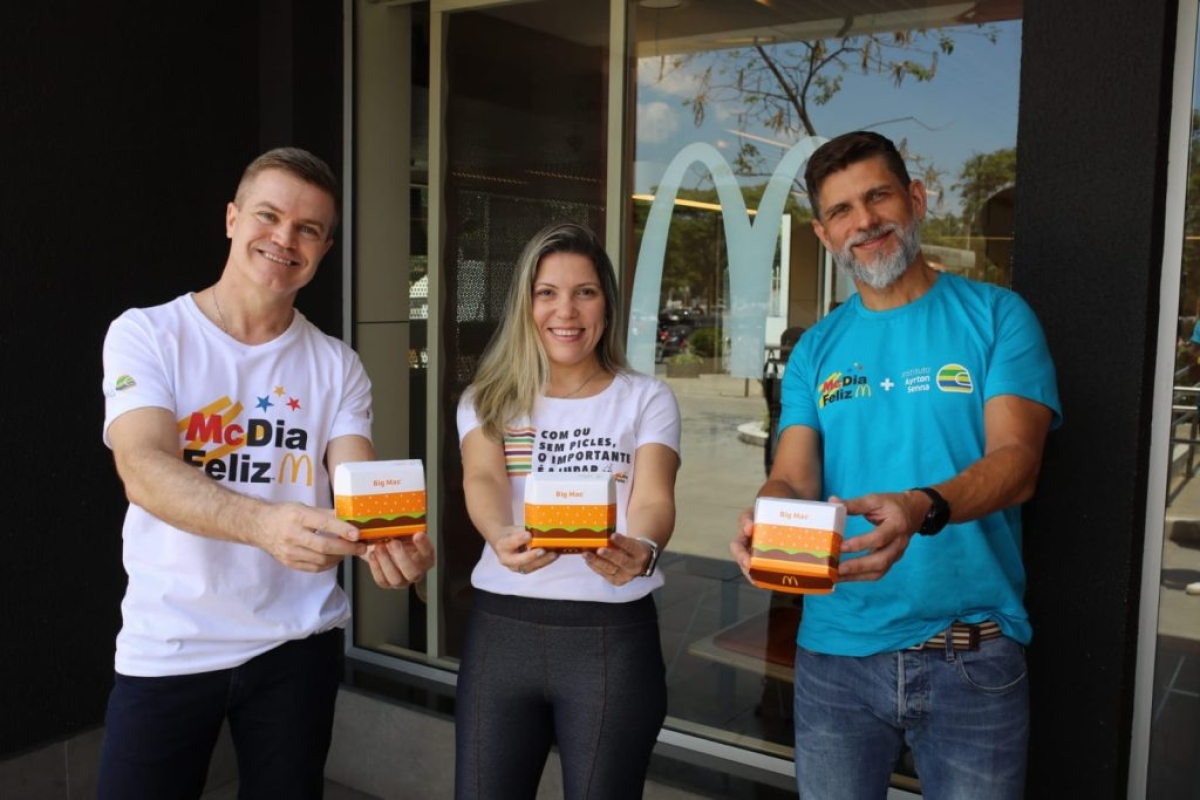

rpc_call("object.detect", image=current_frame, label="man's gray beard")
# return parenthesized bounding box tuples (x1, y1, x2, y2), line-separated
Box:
(832, 220, 922, 290)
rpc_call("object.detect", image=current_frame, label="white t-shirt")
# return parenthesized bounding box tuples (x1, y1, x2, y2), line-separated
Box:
(101, 294, 373, 677)
(456, 371, 681, 602)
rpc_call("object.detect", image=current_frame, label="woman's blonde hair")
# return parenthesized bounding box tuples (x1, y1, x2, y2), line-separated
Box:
(470, 222, 628, 440)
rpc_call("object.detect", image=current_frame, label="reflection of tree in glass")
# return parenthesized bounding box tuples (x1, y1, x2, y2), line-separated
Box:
(953, 148, 1015, 236)
(633, 184, 809, 307)
(925, 147, 1015, 286)
(646, 27, 1021, 292)
(659, 28, 997, 189)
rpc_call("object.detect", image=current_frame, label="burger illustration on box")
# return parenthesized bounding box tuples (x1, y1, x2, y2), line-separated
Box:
(334, 460, 426, 542)
(524, 473, 615, 553)
(749, 497, 844, 594)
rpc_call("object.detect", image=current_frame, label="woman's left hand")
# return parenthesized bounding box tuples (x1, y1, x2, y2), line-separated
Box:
(363, 531, 436, 589)
(584, 532, 652, 586)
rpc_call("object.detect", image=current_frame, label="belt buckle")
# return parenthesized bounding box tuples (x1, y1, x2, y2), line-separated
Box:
(950, 622, 981, 651)
(965, 623, 980, 650)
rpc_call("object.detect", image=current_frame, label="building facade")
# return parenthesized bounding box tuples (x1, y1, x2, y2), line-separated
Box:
(2, 0, 1197, 796)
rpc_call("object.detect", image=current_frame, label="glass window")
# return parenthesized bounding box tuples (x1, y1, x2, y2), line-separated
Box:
(627, 0, 1024, 787)
(436, 0, 612, 659)
(1150, 9, 1200, 795)
(352, 0, 1026, 790)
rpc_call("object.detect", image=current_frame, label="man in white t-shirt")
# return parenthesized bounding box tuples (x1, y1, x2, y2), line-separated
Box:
(98, 148, 435, 799)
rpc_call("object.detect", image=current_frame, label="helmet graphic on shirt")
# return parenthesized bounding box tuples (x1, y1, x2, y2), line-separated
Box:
(935, 364, 974, 393)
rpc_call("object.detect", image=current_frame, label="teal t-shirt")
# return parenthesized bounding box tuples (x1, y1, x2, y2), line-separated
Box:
(779, 273, 1061, 656)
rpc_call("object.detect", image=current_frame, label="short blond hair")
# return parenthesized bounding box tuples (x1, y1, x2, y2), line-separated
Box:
(235, 147, 340, 234)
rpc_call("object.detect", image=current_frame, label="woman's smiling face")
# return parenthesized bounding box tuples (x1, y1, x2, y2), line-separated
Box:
(531, 251, 606, 369)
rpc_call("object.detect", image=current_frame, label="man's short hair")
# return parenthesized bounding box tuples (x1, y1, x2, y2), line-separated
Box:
(235, 147, 340, 233)
(804, 131, 912, 220)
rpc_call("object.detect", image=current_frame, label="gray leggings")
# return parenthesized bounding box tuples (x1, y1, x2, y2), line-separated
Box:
(454, 590, 667, 800)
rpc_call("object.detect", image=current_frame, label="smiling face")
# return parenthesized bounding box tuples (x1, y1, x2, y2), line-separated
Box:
(224, 168, 336, 298)
(531, 251, 606, 371)
(812, 155, 927, 290)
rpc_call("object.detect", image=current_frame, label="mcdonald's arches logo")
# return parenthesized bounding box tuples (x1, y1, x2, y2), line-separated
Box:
(627, 136, 827, 378)
(278, 453, 314, 487)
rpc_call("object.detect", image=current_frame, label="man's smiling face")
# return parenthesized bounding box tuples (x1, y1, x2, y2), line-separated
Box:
(812, 155, 926, 290)
(224, 168, 336, 298)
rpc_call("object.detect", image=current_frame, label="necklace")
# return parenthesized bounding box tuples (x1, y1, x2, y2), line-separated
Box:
(211, 287, 230, 333)
(549, 366, 605, 399)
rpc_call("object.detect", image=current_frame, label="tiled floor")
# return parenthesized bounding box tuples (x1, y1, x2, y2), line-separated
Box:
(1144, 421, 1200, 796)
(201, 780, 379, 799)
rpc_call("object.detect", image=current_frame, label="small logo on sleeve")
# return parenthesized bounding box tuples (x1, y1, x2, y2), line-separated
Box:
(115, 375, 136, 392)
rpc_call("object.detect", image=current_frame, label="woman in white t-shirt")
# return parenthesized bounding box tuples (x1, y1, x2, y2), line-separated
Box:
(454, 222, 681, 799)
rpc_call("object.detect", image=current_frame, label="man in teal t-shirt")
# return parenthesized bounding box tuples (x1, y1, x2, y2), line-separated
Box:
(732, 131, 1060, 800)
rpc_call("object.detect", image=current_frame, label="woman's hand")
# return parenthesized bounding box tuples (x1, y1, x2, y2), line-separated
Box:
(491, 525, 558, 575)
(363, 532, 436, 589)
(584, 533, 653, 586)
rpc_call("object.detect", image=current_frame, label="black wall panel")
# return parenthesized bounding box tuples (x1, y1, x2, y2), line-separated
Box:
(0, 1, 343, 757)
(1015, 1, 1177, 795)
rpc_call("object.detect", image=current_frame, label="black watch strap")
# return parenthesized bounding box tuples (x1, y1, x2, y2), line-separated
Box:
(910, 487, 950, 536)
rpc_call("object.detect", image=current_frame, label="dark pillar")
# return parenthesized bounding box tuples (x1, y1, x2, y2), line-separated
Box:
(1014, 1, 1178, 795)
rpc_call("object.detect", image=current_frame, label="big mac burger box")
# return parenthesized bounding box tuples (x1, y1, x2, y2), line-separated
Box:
(334, 460, 427, 542)
(749, 497, 845, 594)
(524, 473, 616, 553)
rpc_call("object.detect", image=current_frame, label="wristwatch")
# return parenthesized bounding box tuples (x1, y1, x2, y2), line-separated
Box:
(634, 537, 661, 577)
(910, 487, 951, 536)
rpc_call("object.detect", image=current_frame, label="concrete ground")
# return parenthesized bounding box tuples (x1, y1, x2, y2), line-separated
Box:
(658, 369, 770, 561)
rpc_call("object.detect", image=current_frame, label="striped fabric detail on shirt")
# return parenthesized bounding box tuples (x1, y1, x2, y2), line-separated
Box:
(503, 426, 536, 475)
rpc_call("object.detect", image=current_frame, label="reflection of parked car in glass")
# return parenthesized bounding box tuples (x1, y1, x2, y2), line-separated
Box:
(655, 307, 722, 363)
(659, 308, 716, 329)
(656, 324, 691, 363)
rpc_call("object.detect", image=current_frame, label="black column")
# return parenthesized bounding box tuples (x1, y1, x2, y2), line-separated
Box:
(1014, 1, 1178, 795)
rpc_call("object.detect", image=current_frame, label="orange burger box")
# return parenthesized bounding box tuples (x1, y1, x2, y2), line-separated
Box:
(333, 460, 427, 542)
(749, 497, 845, 595)
(524, 473, 616, 553)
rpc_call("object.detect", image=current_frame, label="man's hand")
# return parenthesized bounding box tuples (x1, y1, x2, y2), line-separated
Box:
(249, 502, 368, 572)
(730, 507, 756, 581)
(834, 491, 927, 582)
(364, 532, 437, 589)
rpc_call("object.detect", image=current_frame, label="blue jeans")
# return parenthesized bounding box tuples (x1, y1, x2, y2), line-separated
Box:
(793, 634, 1028, 800)
(455, 591, 667, 800)
(98, 629, 342, 800)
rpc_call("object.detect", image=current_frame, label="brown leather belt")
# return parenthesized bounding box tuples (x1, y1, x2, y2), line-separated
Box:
(909, 621, 1002, 651)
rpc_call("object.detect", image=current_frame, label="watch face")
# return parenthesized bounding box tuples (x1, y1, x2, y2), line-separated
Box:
(915, 488, 949, 535)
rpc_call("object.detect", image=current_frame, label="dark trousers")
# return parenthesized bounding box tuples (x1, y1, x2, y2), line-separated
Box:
(455, 590, 667, 800)
(97, 629, 342, 800)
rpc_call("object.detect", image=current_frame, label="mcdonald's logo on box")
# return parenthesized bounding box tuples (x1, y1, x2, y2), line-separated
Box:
(748, 497, 844, 595)
(334, 460, 426, 542)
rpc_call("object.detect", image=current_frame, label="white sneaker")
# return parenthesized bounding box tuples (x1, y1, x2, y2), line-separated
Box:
(1187, 581, 1200, 596)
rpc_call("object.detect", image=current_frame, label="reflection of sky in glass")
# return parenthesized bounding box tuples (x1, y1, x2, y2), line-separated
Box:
(635, 21, 1021, 214)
